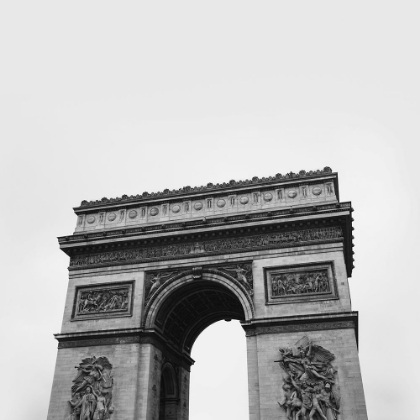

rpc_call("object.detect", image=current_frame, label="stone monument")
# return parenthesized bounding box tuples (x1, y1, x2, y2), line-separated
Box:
(47, 167, 368, 419)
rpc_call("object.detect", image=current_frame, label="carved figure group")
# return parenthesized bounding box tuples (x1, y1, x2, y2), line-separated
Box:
(276, 336, 340, 420)
(272, 272, 329, 297)
(69, 356, 114, 420)
(71, 227, 343, 267)
(78, 289, 129, 314)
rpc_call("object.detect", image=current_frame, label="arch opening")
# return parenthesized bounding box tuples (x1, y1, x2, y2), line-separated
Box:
(189, 321, 249, 420)
(154, 278, 246, 354)
(152, 274, 251, 420)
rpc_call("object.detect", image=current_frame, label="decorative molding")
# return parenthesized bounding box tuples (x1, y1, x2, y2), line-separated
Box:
(78, 167, 333, 208)
(60, 202, 352, 244)
(56, 330, 195, 369)
(264, 262, 338, 305)
(245, 321, 354, 337)
(71, 281, 134, 321)
(70, 226, 343, 268)
(58, 336, 140, 349)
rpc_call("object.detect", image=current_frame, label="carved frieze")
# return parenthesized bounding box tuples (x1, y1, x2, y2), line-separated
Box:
(72, 282, 134, 320)
(69, 356, 114, 420)
(70, 227, 343, 268)
(264, 262, 338, 305)
(144, 262, 254, 302)
(276, 336, 340, 420)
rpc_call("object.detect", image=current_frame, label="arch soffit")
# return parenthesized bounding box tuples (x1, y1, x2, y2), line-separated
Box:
(144, 271, 254, 329)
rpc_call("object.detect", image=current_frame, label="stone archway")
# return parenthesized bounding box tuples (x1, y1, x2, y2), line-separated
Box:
(144, 270, 254, 355)
(49, 168, 368, 420)
(144, 270, 253, 420)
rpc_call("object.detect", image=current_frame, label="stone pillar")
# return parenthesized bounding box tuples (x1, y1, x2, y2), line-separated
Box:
(247, 327, 367, 420)
(245, 334, 261, 420)
(178, 368, 190, 420)
(134, 343, 163, 420)
(47, 342, 142, 420)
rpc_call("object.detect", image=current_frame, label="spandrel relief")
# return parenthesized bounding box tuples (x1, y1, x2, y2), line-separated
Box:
(265, 263, 338, 305)
(275, 336, 340, 420)
(68, 356, 114, 420)
(217, 263, 253, 295)
(145, 262, 254, 303)
(145, 271, 177, 300)
(72, 282, 133, 320)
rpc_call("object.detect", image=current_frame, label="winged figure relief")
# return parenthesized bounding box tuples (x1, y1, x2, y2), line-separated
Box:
(276, 336, 340, 420)
(69, 356, 114, 420)
(219, 265, 253, 291)
(146, 271, 176, 299)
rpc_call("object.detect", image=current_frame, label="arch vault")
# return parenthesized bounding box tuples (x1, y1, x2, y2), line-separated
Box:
(48, 168, 368, 420)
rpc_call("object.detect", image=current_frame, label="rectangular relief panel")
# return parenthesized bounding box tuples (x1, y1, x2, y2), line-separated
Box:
(71, 281, 134, 321)
(264, 262, 338, 305)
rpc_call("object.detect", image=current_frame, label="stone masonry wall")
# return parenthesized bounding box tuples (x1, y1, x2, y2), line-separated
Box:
(246, 328, 367, 420)
(47, 343, 142, 420)
(61, 271, 145, 334)
(252, 244, 351, 319)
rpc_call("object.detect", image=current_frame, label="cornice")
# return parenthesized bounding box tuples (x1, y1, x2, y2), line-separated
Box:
(241, 311, 359, 345)
(60, 202, 354, 276)
(55, 327, 195, 368)
(75, 167, 337, 210)
(60, 201, 352, 247)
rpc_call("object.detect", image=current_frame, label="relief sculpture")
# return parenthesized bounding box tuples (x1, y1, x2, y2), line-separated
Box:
(145, 263, 254, 301)
(272, 270, 330, 297)
(68, 356, 114, 420)
(77, 288, 129, 315)
(275, 336, 340, 420)
(217, 264, 253, 295)
(73, 283, 133, 320)
(146, 271, 177, 300)
(70, 227, 342, 268)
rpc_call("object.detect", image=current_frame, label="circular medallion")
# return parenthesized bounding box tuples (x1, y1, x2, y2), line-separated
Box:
(312, 187, 322, 196)
(86, 215, 96, 224)
(240, 196, 249, 205)
(194, 202, 203, 211)
(128, 210, 138, 219)
(217, 199, 226, 208)
(288, 190, 297, 199)
(263, 193, 273, 202)
(107, 213, 116, 222)
(150, 207, 159, 216)
(172, 204, 181, 213)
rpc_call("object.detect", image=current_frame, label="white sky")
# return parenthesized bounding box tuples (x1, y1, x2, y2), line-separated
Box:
(1, 2, 419, 419)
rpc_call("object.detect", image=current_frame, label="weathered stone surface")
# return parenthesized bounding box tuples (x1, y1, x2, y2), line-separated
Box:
(73, 170, 338, 232)
(47, 169, 366, 420)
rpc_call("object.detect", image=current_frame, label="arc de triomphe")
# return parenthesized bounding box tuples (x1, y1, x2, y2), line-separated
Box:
(47, 167, 368, 420)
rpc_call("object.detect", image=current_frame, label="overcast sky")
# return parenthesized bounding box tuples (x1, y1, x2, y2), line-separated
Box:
(1, 2, 419, 419)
